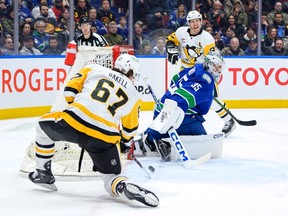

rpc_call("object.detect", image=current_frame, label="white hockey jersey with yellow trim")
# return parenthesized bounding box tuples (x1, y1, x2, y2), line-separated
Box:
(47, 64, 142, 145)
(167, 27, 216, 68)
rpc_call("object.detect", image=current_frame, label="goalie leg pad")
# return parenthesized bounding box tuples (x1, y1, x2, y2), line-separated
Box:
(167, 132, 224, 161)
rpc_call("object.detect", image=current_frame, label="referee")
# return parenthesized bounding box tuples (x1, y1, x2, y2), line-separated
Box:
(76, 16, 108, 47)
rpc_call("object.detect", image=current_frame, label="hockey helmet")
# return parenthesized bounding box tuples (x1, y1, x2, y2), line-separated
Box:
(186, 10, 202, 23)
(115, 54, 141, 81)
(204, 51, 224, 81)
(79, 16, 90, 25)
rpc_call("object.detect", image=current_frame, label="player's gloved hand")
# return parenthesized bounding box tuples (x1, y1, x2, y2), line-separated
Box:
(119, 137, 133, 153)
(167, 44, 179, 65)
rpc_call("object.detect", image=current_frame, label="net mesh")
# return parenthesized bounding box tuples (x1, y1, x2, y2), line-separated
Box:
(20, 45, 134, 177)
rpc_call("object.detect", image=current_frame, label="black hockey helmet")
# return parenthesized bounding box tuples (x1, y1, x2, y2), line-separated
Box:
(79, 16, 90, 25)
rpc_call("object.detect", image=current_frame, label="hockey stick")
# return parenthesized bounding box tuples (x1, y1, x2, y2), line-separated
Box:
(127, 142, 155, 178)
(213, 98, 257, 126)
(143, 77, 211, 168)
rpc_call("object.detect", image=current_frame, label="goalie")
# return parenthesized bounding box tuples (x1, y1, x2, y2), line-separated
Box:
(28, 54, 159, 207)
(143, 51, 224, 161)
(166, 10, 236, 137)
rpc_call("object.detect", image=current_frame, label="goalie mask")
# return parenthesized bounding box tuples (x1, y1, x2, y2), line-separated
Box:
(115, 54, 141, 81)
(204, 51, 224, 81)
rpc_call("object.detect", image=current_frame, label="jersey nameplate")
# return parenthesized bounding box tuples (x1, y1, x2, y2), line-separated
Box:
(109, 72, 128, 88)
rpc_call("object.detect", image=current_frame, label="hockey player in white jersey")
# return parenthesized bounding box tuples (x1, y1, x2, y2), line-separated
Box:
(166, 10, 236, 136)
(28, 54, 159, 207)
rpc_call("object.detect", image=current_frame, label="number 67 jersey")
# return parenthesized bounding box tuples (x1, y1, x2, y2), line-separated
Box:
(61, 64, 142, 145)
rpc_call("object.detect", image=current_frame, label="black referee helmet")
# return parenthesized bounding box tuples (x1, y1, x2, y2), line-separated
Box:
(79, 16, 90, 25)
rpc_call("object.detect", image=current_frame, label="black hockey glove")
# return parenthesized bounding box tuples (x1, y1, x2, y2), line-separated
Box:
(166, 43, 179, 65)
(120, 137, 133, 154)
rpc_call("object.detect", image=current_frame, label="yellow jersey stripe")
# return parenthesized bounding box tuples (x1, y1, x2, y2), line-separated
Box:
(71, 102, 118, 129)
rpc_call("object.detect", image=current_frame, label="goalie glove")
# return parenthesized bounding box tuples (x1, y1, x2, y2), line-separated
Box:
(166, 42, 179, 65)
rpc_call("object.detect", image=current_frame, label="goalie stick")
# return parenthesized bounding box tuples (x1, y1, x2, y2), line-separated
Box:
(142, 77, 211, 168)
(213, 98, 257, 126)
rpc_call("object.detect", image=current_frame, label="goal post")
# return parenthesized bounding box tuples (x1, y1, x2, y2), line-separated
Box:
(20, 45, 134, 177)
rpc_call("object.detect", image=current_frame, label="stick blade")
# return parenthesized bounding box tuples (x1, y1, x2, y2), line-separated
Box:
(183, 152, 212, 168)
(236, 119, 257, 126)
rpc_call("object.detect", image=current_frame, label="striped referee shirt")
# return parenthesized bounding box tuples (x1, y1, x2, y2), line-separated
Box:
(76, 32, 108, 47)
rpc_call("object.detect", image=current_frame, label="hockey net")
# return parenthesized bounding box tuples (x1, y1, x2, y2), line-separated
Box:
(20, 45, 134, 177)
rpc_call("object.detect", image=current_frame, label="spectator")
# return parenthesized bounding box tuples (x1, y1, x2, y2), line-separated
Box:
(167, 2, 187, 31)
(117, 16, 128, 44)
(138, 39, 152, 55)
(36, 4, 59, 35)
(74, 0, 91, 25)
(260, 14, 269, 42)
(197, 0, 212, 14)
(271, 12, 288, 38)
(32, 0, 56, 20)
(262, 27, 278, 52)
(133, 0, 146, 27)
(133, 20, 150, 54)
(267, 1, 288, 26)
(144, 0, 168, 31)
(244, 38, 262, 56)
(0, 36, 14, 55)
(97, 0, 116, 27)
(166, 0, 178, 15)
(220, 37, 244, 56)
(19, 0, 34, 26)
(88, 7, 107, 36)
(240, 26, 257, 50)
(19, 22, 32, 48)
(206, 0, 227, 33)
(232, 0, 248, 28)
(245, 0, 257, 27)
(43, 34, 62, 54)
(52, 0, 64, 22)
(264, 38, 288, 55)
(104, 21, 124, 46)
(223, 14, 245, 41)
(0, 0, 7, 19)
(30, 0, 53, 10)
(213, 31, 225, 51)
(58, 6, 69, 30)
(20, 35, 42, 55)
(2, 5, 14, 37)
(222, 0, 233, 16)
(151, 36, 166, 55)
(90, 22, 97, 33)
(221, 27, 235, 47)
(32, 19, 50, 53)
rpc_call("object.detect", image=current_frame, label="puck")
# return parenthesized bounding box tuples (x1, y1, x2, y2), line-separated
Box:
(148, 165, 155, 173)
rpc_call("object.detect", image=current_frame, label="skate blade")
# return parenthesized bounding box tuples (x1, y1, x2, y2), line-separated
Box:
(126, 184, 159, 207)
(35, 182, 58, 191)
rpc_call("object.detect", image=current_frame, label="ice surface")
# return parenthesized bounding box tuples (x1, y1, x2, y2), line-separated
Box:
(0, 109, 287, 216)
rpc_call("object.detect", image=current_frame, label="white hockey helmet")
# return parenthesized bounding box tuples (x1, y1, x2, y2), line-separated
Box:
(186, 10, 202, 23)
(203, 51, 224, 81)
(115, 54, 141, 81)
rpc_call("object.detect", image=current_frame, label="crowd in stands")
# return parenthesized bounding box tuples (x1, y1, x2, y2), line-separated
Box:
(0, 0, 288, 56)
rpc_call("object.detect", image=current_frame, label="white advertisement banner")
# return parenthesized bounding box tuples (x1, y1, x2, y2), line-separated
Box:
(0, 56, 287, 111)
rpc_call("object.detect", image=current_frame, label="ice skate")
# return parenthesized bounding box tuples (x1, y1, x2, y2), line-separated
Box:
(28, 161, 57, 191)
(222, 119, 236, 137)
(117, 181, 159, 207)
